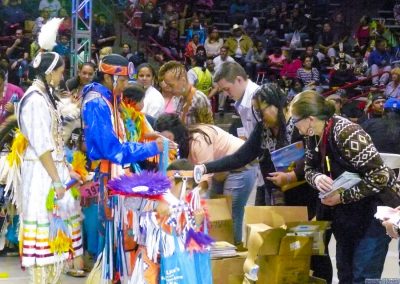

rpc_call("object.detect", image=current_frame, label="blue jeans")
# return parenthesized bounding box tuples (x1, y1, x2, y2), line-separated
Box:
(335, 218, 390, 284)
(209, 167, 257, 244)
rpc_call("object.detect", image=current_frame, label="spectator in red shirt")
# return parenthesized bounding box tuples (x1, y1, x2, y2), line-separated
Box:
(355, 15, 371, 53)
(280, 51, 302, 80)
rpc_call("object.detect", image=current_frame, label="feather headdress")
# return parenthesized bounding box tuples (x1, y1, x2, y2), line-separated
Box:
(38, 17, 64, 51)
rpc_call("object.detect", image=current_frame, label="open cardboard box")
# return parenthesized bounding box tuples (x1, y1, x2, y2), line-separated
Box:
(244, 206, 330, 255)
(244, 206, 330, 283)
(244, 206, 308, 254)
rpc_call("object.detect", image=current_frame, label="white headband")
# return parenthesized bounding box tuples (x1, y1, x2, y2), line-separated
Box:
(32, 52, 60, 75)
(45, 52, 60, 75)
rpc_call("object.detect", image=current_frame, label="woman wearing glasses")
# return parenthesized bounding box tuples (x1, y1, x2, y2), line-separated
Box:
(195, 83, 330, 282)
(290, 90, 397, 284)
(197, 83, 318, 215)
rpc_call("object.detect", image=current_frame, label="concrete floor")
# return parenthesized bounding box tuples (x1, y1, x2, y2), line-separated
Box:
(0, 237, 398, 283)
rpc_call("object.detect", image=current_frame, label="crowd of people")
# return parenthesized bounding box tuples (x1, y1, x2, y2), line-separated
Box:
(1, 0, 400, 284)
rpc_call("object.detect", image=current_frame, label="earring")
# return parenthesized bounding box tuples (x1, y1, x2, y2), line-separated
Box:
(307, 127, 314, 136)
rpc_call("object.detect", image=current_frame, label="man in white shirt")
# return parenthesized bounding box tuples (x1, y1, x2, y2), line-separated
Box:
(39, 0, 61, 18)
(213, 61, 259, 138)
(213, 61, 264, 205)
(213, 46, 235, 71)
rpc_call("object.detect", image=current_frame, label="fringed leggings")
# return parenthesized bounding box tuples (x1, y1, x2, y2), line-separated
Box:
(28, 264, 65, 284)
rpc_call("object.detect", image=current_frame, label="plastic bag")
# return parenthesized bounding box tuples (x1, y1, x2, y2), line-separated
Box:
(160, 233, 196, 284)
(193, 251, 212, 284)
(290, 31, 302, 49)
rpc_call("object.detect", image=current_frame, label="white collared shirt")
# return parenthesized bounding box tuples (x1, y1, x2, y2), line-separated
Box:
(234, 79, 259, 138)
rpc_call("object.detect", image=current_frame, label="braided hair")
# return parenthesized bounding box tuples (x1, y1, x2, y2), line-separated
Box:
(33, 52, 64, 110)
(252, 83, 288, 149)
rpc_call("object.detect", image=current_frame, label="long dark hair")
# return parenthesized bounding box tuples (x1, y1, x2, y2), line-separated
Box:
(252, 83, 288, 148)
(33, 52, 64, 109)
(154, 113, 214, 158)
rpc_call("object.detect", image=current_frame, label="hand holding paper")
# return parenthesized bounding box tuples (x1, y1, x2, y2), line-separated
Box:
(375, 206, 400, 239)
(315, 174, 333, 193)
(318, 171, 361, 199)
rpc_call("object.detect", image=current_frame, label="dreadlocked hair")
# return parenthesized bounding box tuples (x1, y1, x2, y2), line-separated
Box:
(253, 83, 288, 149)
(33, 52, 64, 110)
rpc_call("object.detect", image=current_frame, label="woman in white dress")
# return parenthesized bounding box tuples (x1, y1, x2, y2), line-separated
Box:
(136, 63, 165, 119)
(18, 51, 83, 283)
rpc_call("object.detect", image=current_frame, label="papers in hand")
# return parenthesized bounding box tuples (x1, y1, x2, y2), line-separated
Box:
(375, 206, 400, 227)
(270, 141, 306, 191)
(319, 171, 361, 199)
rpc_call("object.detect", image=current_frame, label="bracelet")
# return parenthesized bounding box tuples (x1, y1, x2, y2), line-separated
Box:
(52, 182, 63, 188)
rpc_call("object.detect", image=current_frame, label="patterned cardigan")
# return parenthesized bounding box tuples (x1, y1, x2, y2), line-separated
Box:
(305, 115, 399, 204)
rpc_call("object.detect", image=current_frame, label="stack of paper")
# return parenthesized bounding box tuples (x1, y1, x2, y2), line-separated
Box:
(211, 241, 237, 258)
(319, 171, 361, 199)
(375, 206, 400, 226)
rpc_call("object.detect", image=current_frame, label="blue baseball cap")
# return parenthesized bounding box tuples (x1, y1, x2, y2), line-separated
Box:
(384, 98, 400, 112)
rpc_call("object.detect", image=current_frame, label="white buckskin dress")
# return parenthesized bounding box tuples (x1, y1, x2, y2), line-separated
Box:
(18, 83, 82, 281)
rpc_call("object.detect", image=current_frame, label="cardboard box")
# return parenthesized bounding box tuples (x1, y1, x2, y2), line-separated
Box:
(257, 236, 312, 284)
(244, 206, 308, 250)
(211, 255, 245, 284)
(206, 198, 234, 244)
(286, 221, 331, 255)
(243, 207, 325, 283)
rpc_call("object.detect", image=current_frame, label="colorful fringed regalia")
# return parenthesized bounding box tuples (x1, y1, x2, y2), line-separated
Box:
(120, 101, 151, 143)
(121, 101, 178, 169)
(104, 166, 213, 284)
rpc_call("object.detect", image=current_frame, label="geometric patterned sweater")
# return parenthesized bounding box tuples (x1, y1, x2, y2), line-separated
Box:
(304, 115, 399, 204)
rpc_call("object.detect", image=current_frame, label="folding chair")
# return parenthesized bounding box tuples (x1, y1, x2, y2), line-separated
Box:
(380, 153, 400, 180)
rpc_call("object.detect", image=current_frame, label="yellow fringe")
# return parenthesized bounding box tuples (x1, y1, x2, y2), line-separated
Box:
(7, 129, 28, 167)
(49, 230, 73, 255)
(71, 151, 88, 180)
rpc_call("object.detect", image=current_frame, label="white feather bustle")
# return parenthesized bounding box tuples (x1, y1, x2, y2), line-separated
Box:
(38, 17, 64, 51)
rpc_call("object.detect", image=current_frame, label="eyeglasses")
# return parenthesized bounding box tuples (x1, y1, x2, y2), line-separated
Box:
(292, 116, 307, 124)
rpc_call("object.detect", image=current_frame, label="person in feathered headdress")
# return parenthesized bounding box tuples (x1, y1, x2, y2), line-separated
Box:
(14, 17, 84, 282)
(81, 54, 176, 281)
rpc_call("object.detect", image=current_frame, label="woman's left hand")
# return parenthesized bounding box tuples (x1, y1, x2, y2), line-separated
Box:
(321, 191, 342, 206)
(266, 172, 289, 187)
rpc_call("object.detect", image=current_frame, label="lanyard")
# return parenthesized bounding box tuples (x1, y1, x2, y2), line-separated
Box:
(319, 118, 334, 176)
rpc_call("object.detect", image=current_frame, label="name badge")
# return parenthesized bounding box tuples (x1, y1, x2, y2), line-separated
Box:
(80, 181, 99, 198)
